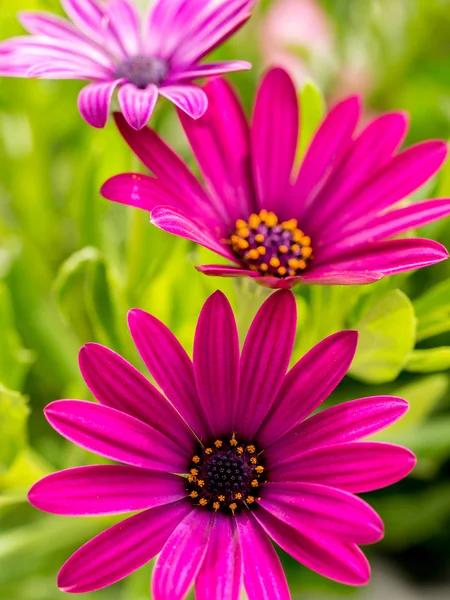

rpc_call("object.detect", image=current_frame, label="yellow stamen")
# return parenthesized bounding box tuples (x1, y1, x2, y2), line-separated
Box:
(302, 247, 313, 259)
(269, 257, 280, 268)
(205, 448, 213, 455)
(259, 209, 268, 221)
(214, 440, 223, 448)
(238, 239, 249, 250)
(199, 498, 208, 506)
(192, 456, 200, 464)
(237, 447, 244, 455)
(190, 468, 199, 476)
(235, 493, 243, 500)
(288, 258, 299, 269)
(218, 495, 225, 502)
(213, 502, 220, 510)
(279, 245, 288, 254)
(229, 503, 237, 510)
(293, 229, 304, 243)
(277, 266, 287, 276)
(290, 243, 300, 253)
(247, 445, 256, 454)
(197, 480, 205, 487)
(281, 218, 298, 230)
(249, 213, 261, 229)
(257, 246, 266, 256)
(237, 227, 249, 238)
(251, 480, 259, 487)
(188, 475, 196, 483)
(190, 491, 199, 498)
(298, 260, 307, 270)
(265, 212, 278, 227)
(246, 496, 255, 504)
(236, 219, 247, 229)
(259, 264, 269, 273)
(301, 236, 311, 247)
(255, 466, 264, 474)
(247, 249, 259, 260)
(230, 438, 238, 446)
(255, 233, 265, 243)
(250, 457, 257, 464)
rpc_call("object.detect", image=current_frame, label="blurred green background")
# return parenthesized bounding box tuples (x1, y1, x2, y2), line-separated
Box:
(1, 0, 450, 598)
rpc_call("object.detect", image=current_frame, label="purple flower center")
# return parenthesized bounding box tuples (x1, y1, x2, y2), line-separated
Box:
(229, 210, 313, 277)
(186, 438, 266, 513)
(115, 55, 169, 89)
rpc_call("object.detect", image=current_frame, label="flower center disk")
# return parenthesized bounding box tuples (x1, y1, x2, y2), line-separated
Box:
(229, 210, 313, 277)
(115, 55, 169, 89)
(187, 438, 266, 513)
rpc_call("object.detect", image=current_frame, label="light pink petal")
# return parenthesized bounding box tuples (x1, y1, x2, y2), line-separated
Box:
(196, 514, 242, 600)
(152, 509, 213, 600)
(151, 206, 235, 260)
(101, 173, 185, 212)
(237, 511, 290, 600)
(179, 77, 257, 227)
(314, 238, 449, 273)
(113, 113, 215, 219)
(118, 83, 158, 130)
(325, 140, 448, 235)
(104, 0, 141, 56)
(78, 343, 194, 448)
(27, 61, 107, 80)
(128, 308, 209, 441)
(254, 507, 371, 586)
(78, 80, 121, 128)
(28, 465, 185, 516)
(251, 68, 299, 216)
(58, 500, 192, 593)
(196, 264, 384, 287)
(169, 60, 251, 82)
(44, 400, 187, 473)
(257, 331, 358, 448)
(319, 198, 450, 260)
(269, 396, 409, 464)
(159, 84, 208, 119)
(235, 291, 297, 440)
(271, 441, 416, 492)
(194, 291, 240, 437)
(260, 482, 383, 544)
(61, 0, 123, 57)
(305, 112, 409, 232)
(290, 96, 361, 219)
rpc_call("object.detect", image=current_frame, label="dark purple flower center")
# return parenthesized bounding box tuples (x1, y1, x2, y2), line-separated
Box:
(115, 55, 169, 89)
(228, 210, 313, 277)
(186, 438, 266, 513)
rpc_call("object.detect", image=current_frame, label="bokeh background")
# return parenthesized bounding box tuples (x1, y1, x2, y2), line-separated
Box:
(1, 0, 450, 598)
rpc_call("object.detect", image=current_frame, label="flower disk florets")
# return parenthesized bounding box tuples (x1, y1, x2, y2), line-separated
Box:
(229, 210, 313, 277)
(186, 438, 266, 513)
(115, 56, 169, 89)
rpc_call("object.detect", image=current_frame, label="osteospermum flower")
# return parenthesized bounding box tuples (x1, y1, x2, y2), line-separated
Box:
(102, 67, 450, 288)
(29, 290, 415, 597)
(0, 0, 255, 129)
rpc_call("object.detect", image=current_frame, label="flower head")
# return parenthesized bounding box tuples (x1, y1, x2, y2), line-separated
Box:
(0, 0, 254, 129)
(29, 290, 415, 597)
(102, 67, 450, 288)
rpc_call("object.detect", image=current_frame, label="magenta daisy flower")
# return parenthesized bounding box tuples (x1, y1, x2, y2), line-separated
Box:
(0, 0, 254, 129)
(102, 67, 450, 288)
(29, 290, 415, 597)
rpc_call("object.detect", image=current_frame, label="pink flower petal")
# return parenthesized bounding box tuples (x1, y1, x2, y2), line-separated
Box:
(269, 396, 409, 464)
(58, 500, 192, 593)
(254, 506, 371, 586)
(128, 308, 209, 440)
(326, 140, 448, 234)
(235, 290, 297, 439)
(169, 60, 251, 82)
(196, 514, 242, 600)
(44, 400, 187, 473)
(194, 291, 240, 437)
(159, 84, 208, 119)
(290, 95, 361, 219)
(179, 77, 256, 227)
(314, 237, 449, 273)
(113, 112, 214, 217)
(28, 465, 185, 516)
(271, 441, 417, 492)
(251, 67, 299, 216)
(257, 330, 358, 448)
(319, 198, 450, 260)
(118, 83, 158, 130)
(305, 111, 409, 232)
(151, 205, 235, 260)
(78, 343, 194, 448)
(78, 80, 121, 128)
(237, 511, 290, 600)
(104, 0, 140, 57)
(259, 482, 383, 544)
(152, 509, 213, 600)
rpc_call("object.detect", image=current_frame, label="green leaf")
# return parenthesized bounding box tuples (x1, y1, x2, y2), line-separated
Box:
(349, 290, 416, 384)
(0, 282, 34, 390)
(413, 278, 450, 341)
(297, 80, 326, 159)
(0, 386, 29, 472)
(406, 347, 450, 372)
